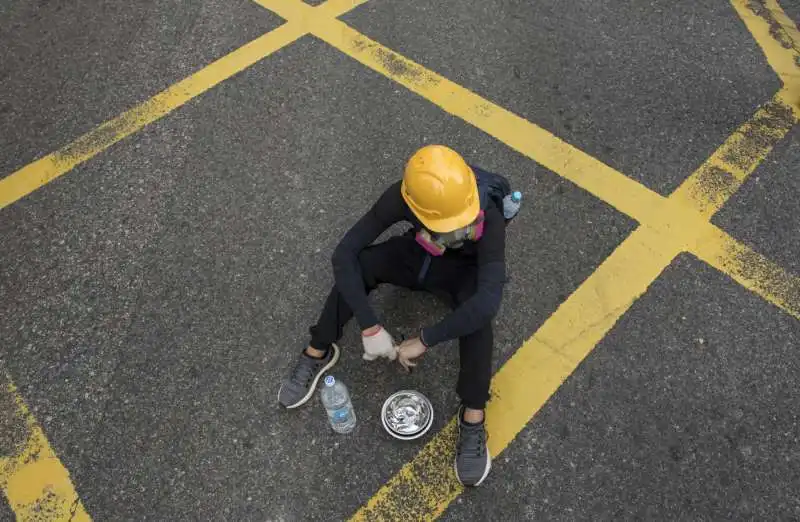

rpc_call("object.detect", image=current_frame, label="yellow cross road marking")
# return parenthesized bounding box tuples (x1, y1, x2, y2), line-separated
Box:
(253, 0, 799, 318)
(0, 0, 798, 518)
(243, 0, 800, 518)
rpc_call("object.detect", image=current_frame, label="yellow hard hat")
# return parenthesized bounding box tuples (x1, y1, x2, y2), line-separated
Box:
(401, 145, 480, 233)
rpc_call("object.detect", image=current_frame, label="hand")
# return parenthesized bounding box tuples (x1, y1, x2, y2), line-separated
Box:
(362, 326, 397, 361)
(397, 337, 427, 371)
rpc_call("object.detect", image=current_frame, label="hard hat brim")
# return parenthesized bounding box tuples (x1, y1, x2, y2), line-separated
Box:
(404, 181, 481, 233)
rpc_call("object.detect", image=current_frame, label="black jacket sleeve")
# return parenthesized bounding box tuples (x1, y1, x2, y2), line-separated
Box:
(420, 205, 507, 346)
(331, 181, 407, 330)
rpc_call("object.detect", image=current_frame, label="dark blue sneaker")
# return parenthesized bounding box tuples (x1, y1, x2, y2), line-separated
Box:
(454, 406, 492, 486)
(278, 344, 340, 409)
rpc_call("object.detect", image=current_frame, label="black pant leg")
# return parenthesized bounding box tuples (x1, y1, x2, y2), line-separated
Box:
(456, 321, 493, 410)
(424, 258, 494, 410)
(309, 236, 424, 351)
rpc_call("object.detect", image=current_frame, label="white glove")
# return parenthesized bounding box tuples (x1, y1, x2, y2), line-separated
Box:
(362, 327, 397, 361)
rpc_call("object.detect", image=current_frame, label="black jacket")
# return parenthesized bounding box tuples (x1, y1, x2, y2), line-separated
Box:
(331, 179, 507, 347)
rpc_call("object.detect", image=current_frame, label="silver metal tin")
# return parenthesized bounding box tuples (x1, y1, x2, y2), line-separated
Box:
(381, 390, 434, 440)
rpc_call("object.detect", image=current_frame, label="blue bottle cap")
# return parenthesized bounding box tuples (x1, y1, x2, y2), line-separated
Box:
(324, 375, 335, 386)
(512, 191, 522, 201)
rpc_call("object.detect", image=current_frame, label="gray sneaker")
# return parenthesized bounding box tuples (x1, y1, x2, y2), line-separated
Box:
(278, 344, 340, 409)
(454, 407, 492, 486)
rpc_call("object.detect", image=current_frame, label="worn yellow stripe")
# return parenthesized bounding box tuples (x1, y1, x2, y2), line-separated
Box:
(221, 4, 800, 519)
(0, 23, 309, 210)
(345, 88, 800, 515)
(665, 1, 800, 320)
(254, 0, 376, 25)
(731, 0, 800, 89)
(0, 0, 377, 212)
(670, 83, 799, 320)
(352, 227, 679, 521)
(670, 87, 800, 319)
(670, 90, 796, 217)
(294, 7, 799, 315)
(0, 1, 377, 518)
(0, 375, 90, 521)
(305, 15, 670, 224)
(767, 0, 800, 52)
(0, 20, 308, 521)
(689, 224, 800, 319)
(251, 0, 370, 20)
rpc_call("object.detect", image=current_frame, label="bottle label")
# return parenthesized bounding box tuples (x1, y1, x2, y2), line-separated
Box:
(331, 407, 350, 423)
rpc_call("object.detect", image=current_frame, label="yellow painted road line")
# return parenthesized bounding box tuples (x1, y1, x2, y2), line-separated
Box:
(288, 7, 800, 318)
(249, 0, 799, 241)
(229, 3, 800, 519)
(0, 0, 375, 212)
(691, 224, 800, 319)
(669, 84, 799, 319)
(767, 0, 800, 44)
(0, 376, 90, 521)
(0, 23, 310, 519)
(351, 227, 680, 520)
(341, 76, 800, 514)
(0, 23, 307, 211)
(670, 90, 796, 217)
(731, 0, 800, 90)
(0, 0, 373, 518)
(0, 1, 792, 521)
(305, 15, 670, 225)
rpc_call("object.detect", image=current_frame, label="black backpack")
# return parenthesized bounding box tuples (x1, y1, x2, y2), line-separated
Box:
(472, 165, 518, 224)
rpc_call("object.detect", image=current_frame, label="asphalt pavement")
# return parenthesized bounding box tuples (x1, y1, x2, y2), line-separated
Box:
(0, 0, 798, 520)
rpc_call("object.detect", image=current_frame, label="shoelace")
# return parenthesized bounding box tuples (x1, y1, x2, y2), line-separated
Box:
(458, 425, 486, 457)
(291, 356, 320, 387)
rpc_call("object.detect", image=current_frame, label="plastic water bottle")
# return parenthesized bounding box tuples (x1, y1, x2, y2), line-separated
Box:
(320, 375, 357, 434)
(503, 191, 522, 219)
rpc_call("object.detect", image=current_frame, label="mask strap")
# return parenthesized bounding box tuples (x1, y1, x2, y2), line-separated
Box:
(415, 230, 445, 256)
(472, 210, 485, 240)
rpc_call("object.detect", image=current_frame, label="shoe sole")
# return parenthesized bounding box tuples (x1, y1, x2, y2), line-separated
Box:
(278, 343, 341, 409)
(454, 419, 493, 487)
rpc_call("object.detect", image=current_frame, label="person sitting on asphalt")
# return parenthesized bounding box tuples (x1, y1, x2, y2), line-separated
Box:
(278, 144, 510, 487)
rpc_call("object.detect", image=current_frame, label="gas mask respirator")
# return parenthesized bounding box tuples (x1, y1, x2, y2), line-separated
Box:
(415, 210, 485, 256)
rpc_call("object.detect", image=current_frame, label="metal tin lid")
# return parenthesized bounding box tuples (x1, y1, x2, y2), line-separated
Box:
(381, 390, 434, 440)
